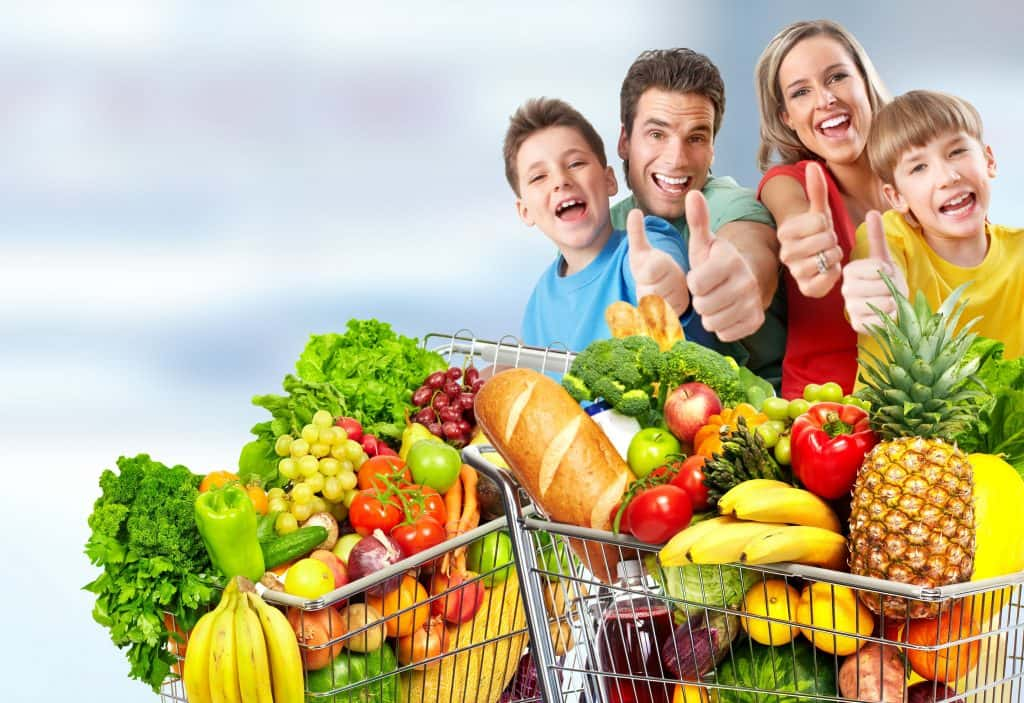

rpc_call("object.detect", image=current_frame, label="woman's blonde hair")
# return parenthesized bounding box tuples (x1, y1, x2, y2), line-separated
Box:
(867, 90, 984, 185)
(754, 20, 890, 172)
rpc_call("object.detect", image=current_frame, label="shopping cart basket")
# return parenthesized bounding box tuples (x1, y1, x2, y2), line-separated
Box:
(158, 332, 581, 703)
(465, 444, 1024, 703)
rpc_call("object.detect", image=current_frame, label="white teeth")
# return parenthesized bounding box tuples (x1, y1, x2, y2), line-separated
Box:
(819, 115, 849, 129)
(944, 193, 969, 208)
(655, 174, 690, 185)
(556, 199, 581, 214)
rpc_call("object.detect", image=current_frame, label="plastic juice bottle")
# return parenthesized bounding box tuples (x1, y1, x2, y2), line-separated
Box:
(594, 560, 675, 703)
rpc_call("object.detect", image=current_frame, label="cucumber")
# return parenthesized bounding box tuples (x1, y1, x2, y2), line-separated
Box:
(261, 525, 328, 568)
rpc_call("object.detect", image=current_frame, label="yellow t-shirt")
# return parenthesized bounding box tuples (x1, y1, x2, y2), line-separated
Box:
(851, 211, 1024, 371)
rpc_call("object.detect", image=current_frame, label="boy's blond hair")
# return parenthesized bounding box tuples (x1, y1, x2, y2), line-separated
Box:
(502, 98, 607, 197)
(867, 90, 984, 185)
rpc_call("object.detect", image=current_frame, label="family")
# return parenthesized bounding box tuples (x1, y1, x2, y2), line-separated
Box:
(505, 19, 1023, 398)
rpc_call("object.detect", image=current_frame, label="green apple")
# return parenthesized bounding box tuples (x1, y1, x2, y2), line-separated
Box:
(626, 427, 682, 478)
(466, 530, 514, 586)
(406, 439, 462, 492)
(331, 532, 363, 565)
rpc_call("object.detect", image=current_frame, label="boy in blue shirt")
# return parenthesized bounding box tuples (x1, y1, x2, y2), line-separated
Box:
(503, 97, 706, 351)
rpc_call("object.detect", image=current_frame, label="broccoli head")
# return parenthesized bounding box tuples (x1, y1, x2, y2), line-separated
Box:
(659, 340, 744, 407)
(562, 336, 658, 418)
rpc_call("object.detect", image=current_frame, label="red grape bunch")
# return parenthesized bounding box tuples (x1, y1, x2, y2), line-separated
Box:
(411, 366, 485, 447)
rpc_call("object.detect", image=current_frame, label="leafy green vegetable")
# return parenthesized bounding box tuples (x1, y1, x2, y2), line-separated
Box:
(249, 319, 446, 447)
(955, 337, 1024, 476)
(646, 557, 760, 621)
(84, 454, 218, 692)
(715, 640, 836, 703)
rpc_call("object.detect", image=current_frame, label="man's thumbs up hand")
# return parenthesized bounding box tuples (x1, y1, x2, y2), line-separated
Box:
(627, 208, 689, 316)
(841, 210, 909, 334)
(684, 190, 764, 342)
(777, 161, 843, 298)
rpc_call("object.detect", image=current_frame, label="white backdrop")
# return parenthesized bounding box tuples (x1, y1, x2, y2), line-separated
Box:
(4, 2, 1023, 700)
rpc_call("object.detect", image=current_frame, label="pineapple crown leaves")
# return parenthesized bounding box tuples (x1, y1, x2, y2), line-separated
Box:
(857, 273, 984, 440)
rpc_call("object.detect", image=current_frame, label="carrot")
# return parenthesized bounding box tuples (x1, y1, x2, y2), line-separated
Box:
(452, 466, 481, 574)
(440, 475, 464, 574)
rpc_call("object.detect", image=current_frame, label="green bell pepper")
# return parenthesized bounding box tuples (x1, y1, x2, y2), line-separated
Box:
(194, 483, 265, 581)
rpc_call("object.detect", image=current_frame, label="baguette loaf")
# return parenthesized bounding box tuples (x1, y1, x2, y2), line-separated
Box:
(474, 368, 635, 582)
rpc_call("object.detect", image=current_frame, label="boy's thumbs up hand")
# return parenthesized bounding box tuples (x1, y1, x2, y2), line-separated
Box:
(626, 208, 690, 316)
(777, 161, 843, 298)
(685, 190, 764, 342)
(841, 210, 909, 334)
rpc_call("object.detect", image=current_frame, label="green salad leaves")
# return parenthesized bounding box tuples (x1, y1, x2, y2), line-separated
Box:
(955, 337, 1024, 476)
(239, 319, 446, 486)
(84, 454, 218, 692)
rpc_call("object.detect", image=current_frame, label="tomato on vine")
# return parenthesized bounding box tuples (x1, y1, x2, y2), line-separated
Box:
(348, 490, 403, 536)
(624, 485, 693, 544)
(391, 515, 447, 556)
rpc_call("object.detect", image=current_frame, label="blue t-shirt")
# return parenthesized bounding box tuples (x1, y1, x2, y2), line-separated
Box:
(520, 215, 715, 352)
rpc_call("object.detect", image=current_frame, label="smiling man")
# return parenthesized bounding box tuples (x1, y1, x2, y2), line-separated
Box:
(612, 48, 786, 387)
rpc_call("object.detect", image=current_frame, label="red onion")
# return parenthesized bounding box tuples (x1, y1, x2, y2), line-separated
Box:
(346, 529, 406, 596)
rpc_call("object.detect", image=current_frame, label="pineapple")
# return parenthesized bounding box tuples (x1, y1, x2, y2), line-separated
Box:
(848, 277, 983, 618)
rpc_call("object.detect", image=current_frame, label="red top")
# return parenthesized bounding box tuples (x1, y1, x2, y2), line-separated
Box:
(757, 160, 858, 399)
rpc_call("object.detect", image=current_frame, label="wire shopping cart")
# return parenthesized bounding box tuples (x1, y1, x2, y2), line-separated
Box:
(451, 337, 1024, 703)
(157, 332, 581, 703)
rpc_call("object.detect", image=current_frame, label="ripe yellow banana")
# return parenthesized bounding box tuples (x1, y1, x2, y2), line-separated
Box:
(233, 591, 273, 703)
(182, 610, 218, 703)
(658, 516, 739, 567)
(185, 580, 238, 703)
(717, 479, 793, 516)
(732, 485, 842, 533)
(208, 590, 241, 703)
(687, 520, 789, 564)
(247, 592, 304, 703)
(740, 525, 848, 570)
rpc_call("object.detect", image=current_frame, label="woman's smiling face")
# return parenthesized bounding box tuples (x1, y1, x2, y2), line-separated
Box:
(778, 35, 873, 166)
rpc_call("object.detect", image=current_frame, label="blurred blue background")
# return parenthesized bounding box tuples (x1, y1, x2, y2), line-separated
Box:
(7, 2, 1022, 700)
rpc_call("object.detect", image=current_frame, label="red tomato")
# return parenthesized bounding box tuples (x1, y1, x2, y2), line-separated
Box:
(391, 516, 447, 556)
(357, 456, 412, 491)
(670, 455, 711, 513)
(348, 490, 403, 536)
(404, 486, 447, 527)
(624, 485, 693, 544)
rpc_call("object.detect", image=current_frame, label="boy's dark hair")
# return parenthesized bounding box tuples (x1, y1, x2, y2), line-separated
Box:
(868, 90, 984, 185)
(620, 48, 726, 140)
(503, 97, 607, 197)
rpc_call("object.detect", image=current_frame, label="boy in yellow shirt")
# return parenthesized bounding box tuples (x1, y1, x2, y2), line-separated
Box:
(842, 90, 1023, 362)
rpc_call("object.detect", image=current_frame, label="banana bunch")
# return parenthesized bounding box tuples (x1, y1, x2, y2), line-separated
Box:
(659, 480, 847, 570)
(184, 578, 304, 703)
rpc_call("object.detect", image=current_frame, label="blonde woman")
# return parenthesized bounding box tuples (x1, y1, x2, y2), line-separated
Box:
(754, 20, 890, 398)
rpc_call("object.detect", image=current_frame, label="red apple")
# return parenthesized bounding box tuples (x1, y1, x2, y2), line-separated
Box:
(310, 549, 349, 590)
(429, 571, 485, 624)
(663, 382, 722, 443)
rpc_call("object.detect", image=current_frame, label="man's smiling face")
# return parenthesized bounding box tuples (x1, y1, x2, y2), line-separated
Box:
(618, 87, 716, 220)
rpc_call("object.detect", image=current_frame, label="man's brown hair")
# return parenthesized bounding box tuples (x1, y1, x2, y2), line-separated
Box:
(620, 48, 726, 140)
(867, 90, 984, 185)
(502, 97, 607, 196)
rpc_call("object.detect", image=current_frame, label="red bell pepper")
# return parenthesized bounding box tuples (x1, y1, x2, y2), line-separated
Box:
(790, 402, 878, 500)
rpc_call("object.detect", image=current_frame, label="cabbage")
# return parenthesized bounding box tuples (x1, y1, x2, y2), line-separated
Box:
(646, 556, 761, 620)
(715, 640, 836, 703)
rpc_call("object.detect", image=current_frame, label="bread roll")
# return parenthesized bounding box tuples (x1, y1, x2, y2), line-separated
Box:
(474, 368, 634, 582)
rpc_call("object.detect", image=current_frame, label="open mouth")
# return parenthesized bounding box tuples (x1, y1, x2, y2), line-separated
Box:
(939, 192, 976, 217)
(555, 198, 587, 221)
(653, 173, 691, 195)
(816, 114, 851, 138)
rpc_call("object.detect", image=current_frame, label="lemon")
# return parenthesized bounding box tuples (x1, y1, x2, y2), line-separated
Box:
(967, 453, 1024, 623)
(741, 579, 800, 646)
(673, 684, 714, 703)
(796, 582, 874, 655)
(284, 557, 334, 599)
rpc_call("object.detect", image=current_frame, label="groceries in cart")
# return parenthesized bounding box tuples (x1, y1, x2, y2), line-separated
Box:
(84, 320, 541, 702)
(466, 287, 1024, 702)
